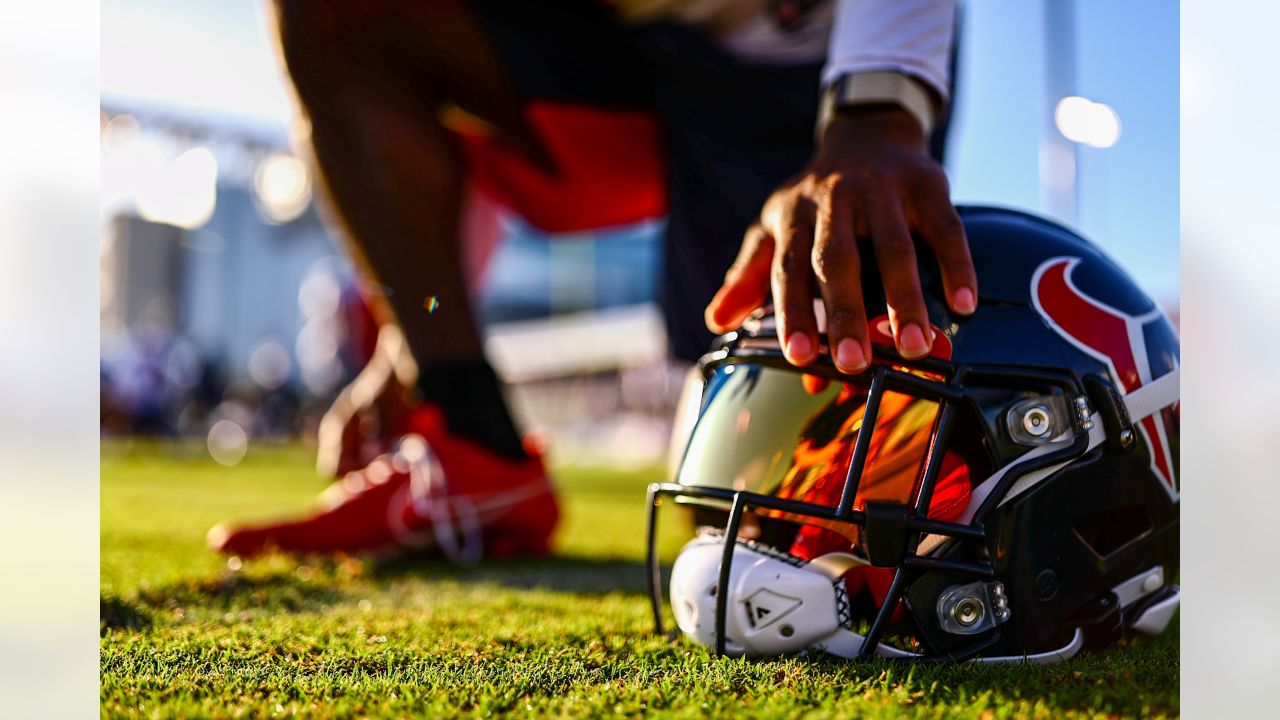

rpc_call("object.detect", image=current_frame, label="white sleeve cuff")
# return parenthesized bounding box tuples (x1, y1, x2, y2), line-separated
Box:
(822, 0, 957, 103)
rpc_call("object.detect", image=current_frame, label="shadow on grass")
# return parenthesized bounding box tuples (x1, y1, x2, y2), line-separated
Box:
(370, 553, 661, 597)
(103, 553, 654, 633)
(100, 594, 154, 635)
(115, 568, 354, 618)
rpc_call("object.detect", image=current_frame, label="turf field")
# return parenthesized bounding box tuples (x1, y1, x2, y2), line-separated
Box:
(101, 442, 1178, 718)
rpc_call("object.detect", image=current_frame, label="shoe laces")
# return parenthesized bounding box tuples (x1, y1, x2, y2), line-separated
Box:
(387, 435, 484, 565)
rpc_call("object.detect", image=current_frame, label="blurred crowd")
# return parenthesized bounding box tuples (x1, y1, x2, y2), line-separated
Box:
(98, 274, 373, 461)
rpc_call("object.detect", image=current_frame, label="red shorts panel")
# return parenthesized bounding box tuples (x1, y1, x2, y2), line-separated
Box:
(455, 102, 667, 234)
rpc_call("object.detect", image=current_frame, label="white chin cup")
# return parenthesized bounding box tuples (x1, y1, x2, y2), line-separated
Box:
(667, 534, 1101, 664)
(669, 535, 846, 658)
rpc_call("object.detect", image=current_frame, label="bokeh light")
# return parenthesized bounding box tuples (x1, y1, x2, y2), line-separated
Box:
(298, 265, 341, 320)
(206, 419, 248, 466)
(248, 338, 292, 390)
(1054, 96, 1122, 148)
(101, 113, 139, 148)
(136, 146, 219, 229)
(100, 114, 165, 215)
(296, 317, 343, 394)
(163, 337, 204, 392)
(253, 152, 312, 224)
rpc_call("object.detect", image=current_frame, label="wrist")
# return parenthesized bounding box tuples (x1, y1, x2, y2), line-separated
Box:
(815, 71, 937, 144)
(820, 105, 929, 152)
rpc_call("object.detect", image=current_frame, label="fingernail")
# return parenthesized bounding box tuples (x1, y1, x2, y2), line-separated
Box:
(786, 333, 815, 364)
(704, 306, 726, 332)
(835, 339, 867, 372)
(952, 287, 976, 315)
(898, 324, 930, 358)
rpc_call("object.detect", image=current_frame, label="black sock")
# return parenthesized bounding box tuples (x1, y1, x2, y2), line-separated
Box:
(416, 360, 528, 460)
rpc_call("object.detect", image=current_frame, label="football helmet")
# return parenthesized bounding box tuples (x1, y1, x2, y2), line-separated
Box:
(645, 206, 1179, 662)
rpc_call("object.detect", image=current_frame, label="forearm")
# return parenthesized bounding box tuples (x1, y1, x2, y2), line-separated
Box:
(824, 0, 957, 104)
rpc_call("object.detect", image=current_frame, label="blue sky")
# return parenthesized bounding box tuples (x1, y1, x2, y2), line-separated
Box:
(101, 0, 1179, 302)
(949, 0, 1178, 302)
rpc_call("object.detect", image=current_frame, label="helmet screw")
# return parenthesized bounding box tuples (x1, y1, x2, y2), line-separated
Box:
(1119, 428, 1136, 449)
(1022, 406, 1052, 437)
(1035, 569, 1059, 599)
(952, 597, 984, 627)
(779, 624, 795, 638)
(937, 581, 1010, 635)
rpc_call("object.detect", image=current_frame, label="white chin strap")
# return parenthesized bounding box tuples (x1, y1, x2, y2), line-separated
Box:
(669, 534, 1086, 663)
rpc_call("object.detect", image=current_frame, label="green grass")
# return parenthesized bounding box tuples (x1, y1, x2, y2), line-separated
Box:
(101, 442, 1178, 718)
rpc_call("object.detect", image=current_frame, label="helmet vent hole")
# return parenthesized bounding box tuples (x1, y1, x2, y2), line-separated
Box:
(779, 624, 794, 638)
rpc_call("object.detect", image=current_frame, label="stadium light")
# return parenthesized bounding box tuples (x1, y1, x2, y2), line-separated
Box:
(136, 146, 219, 229)
(1054, 96, 1122, 148)
(254, 152, 312, 224)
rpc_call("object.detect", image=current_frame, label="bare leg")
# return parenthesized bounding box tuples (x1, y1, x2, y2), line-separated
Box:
(273, 0, 539, 457)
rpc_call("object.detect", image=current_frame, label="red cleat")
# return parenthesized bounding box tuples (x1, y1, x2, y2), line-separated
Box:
(208, 406, 559, 562)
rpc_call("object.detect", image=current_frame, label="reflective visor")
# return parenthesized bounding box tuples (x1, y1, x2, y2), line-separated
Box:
(676, 361, 962, 539)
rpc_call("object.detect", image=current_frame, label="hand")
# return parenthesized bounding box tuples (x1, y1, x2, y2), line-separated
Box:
(316, 325, 417, 477)
(704, 106, 977, 373)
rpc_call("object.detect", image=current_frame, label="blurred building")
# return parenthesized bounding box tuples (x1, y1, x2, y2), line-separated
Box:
(100, 103, 680, 466)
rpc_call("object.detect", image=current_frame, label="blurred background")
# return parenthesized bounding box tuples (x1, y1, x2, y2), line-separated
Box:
(98, 0, 1177, 469)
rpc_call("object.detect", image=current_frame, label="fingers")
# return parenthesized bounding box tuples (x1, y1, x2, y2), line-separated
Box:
(868, 195, 933, 359)
(717, 160, 973, 371)
(705, 223, 774, 333)
(812, 182, 870, 374)
(770, 200, 819, 366)
(914, 175, 978, 315)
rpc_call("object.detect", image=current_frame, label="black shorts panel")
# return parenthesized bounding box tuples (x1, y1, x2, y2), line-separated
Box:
(467, 2, 823, 361)
(468, 0, 655, 108)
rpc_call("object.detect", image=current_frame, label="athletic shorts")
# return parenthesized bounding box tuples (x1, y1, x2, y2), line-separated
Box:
(456, 0, 826, 361)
